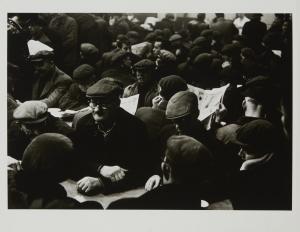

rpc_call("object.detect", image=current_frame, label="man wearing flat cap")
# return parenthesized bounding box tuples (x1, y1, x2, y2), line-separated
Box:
(8, 101, 74, 159)
(237, 75, 282, 128)
(73, 77, 150, 195)
(123, 59, 158, 108)
(100, 50, 135, 87)
(225, 119, 291, 210)
(109, 135, 214, 209)
(29, 41, 72, 108)
(59, 64, 96, 111)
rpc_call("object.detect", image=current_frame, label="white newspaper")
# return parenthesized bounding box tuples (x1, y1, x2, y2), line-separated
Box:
(188, 84, 229, 121)
(120, 94, 139, 115)
(131, 42, 151, 57)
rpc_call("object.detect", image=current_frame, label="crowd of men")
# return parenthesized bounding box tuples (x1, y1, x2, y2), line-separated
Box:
(7, 13, 292, 210)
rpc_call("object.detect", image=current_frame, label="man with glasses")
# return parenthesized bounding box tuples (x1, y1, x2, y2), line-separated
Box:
(73, 77, 150, 195)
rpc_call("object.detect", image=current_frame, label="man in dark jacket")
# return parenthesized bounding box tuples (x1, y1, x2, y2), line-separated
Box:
(73, 78, 150, 195)
(242, 14, 267, 54)
(109, 135, 214, 209)
(59, 64, 96, 111)
(227, 119, 291, 210)
(123, 59, 158, 108)
(30, 48, 72, 107)
(8, 133, 102, 209)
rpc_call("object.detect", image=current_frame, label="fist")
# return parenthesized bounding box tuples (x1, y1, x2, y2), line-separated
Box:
(77, 176, 103, 195)
(145, 175, 161, 191)
(100, 166, 128, 182)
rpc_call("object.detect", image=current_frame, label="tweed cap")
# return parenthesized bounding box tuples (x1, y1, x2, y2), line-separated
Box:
(235, 119, 278, 153)
(166, 91, 199, 120)
(28, 40, 54, 62)
(30, 50, 54, 62)
(159, 75, 187, 101)
(169, 33, 182, 42)
(22, 133, 73, 182)
(133, 59, 155, 70)
(86, 77, 123, 99)
(73, 64, 95, 83)
(13, 101, 48, 124)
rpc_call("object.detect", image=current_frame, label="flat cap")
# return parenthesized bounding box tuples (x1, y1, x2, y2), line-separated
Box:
(80, 43, 99, 56)
(166, 91, 199, 120)
(193, 53, 213, 66)
(169, 34, 182, 42)
(86, 77, 123, 99)
(236, 119, 278, 153)
(133, 59, 155, 70)
(159, 75, 187, 101)
(30, 50, 54, 62)
(166, 135, 213, 181)
(22, 133, 73, 182)
(201, 29, 214, 37)
(13, 101, 48, 124)
(241, 76, 278, 105)
(158, 49, 176, 62)
(28, 40, 54, 61)
(221, 44, 241, 57)
(73, 64, 95, 83)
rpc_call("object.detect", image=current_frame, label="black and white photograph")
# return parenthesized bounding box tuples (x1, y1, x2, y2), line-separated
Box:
(1, 0, 300, 231)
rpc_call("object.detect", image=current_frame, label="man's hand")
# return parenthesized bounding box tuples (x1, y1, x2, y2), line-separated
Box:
(145, 175, 161, 191)
(100, 166, 128, 182)
(77, 176, 103, 193)
(152, 95, 163, 109)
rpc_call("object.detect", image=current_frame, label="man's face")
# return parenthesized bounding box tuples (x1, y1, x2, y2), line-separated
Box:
(136, 69, 152, 86)
(89, 98, 119, 124)
(121, 43, 131, 53)
(153, 41, 162, 57)
(32, 59, 54, 79)
(21, 123, 44, 139)
(242, 96, 255, 111)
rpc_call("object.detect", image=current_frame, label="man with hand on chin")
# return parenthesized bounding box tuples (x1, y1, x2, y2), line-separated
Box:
(73, 77, 150, 195)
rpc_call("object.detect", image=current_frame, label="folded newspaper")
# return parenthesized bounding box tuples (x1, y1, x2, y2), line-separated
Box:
(188, 84, 230, 122)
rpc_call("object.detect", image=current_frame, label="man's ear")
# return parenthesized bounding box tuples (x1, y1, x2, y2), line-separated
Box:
(161, 161, 171, 181)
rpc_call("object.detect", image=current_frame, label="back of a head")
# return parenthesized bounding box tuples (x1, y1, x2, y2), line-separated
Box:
(166, 91, 199, 120)
(166, 135, 213, 182)
(158, 75, 187, 101)
(21, 133, 74, 183)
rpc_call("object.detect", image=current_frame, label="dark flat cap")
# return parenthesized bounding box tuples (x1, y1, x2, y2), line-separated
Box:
(13, 101, 48, 124)
(166, 91, 199, 120)
(86, 77, 123, 99)
(201, 29, 214, 37)
(193, 53, 212, 66)
(73, 64, 95, 83)
(22, 133, 73, 182)
(241, 76, 278, 105)
(159, 75, 187, 101)
(166, 135, 213, 181)
(221, 44, 240, 57)
(236, 119, 278, 153)
(133, 59, 155, 70)
(169, 34, 182, 42)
